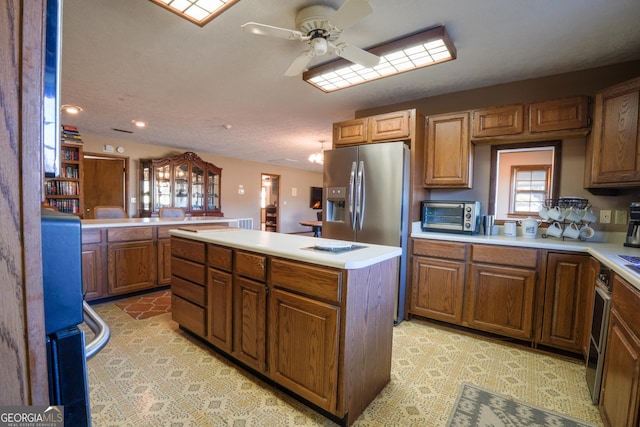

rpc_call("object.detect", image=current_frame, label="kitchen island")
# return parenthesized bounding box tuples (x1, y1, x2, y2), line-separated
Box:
(169, 228, 401, 426)
(81, 216, 236, 300)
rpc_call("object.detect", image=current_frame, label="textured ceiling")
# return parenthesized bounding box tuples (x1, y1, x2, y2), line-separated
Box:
(60, 0, 640, 172)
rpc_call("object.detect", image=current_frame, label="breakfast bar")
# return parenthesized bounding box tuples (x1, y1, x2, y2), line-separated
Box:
(168, 228, 401, 426)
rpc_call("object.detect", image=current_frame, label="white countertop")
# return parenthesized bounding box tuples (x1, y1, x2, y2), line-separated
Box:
(169, 229, 401, 270)
(82, 217, 237, 229)
(411, 223, 640, 291)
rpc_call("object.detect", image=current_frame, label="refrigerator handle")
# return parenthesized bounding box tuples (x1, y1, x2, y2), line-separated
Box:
(356, 160, 365, 230)
(349, 161, 357, 230)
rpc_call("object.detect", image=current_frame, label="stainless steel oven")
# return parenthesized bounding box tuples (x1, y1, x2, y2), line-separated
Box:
(585, 264, 612, 405)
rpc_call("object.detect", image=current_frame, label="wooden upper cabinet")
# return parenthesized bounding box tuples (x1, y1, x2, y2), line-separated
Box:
(333, 110, 412, 147)
(585, 76, 640, 188)
(529, 96, 590, 133)
(333, 118, 368, 146)
(424, 111, 472, 188)
(472, 104, 524, 138)
(370, 110, 411, 141)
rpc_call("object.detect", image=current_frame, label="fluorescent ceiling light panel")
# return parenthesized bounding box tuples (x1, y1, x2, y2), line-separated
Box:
(149, 0, 239, 27)
(304, 26, 456, 92)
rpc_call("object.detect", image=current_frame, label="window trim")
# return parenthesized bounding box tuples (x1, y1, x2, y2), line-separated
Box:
(489, 140, 562, 222)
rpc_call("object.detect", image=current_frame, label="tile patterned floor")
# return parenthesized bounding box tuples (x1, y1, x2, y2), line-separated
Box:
(85, 302, 603, 426)
(114, 290, 171, 320)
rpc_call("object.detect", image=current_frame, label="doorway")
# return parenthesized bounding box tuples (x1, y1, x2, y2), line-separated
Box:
(260, 173, 280, 232)
(84, 153, 128, 218)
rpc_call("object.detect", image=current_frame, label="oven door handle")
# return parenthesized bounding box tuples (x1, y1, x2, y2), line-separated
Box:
(83, 301, 110, 360)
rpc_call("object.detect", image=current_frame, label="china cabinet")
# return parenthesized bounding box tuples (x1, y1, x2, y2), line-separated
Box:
(140, 151, 222, 217)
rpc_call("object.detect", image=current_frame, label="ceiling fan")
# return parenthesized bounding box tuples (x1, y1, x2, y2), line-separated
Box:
(241, 0, 381, 76)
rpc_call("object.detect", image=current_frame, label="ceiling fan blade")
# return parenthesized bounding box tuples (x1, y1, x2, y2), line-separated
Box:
(284, 51, 314, 76)
(241, 22, 305, 40)
(329, 0, 373, 30)
(332, 42, 380, 68)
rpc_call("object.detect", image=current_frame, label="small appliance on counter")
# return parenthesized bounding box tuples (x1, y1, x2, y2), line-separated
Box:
(421, 201, 481, 234)
(624, 202, 640, 248)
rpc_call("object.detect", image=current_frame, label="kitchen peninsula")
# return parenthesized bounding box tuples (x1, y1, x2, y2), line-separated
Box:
(168, 228, 401, 426)
(81, 216, 236, 301)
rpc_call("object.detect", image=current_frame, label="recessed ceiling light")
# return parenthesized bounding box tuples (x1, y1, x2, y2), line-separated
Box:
(132, 120, 147, 128)
(61, 104, 83, 114)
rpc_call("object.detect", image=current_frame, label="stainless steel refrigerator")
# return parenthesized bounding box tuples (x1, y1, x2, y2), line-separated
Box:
(322, 141, 409, 324)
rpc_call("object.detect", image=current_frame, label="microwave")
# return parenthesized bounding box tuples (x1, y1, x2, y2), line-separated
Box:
(421, 201, 481, 234)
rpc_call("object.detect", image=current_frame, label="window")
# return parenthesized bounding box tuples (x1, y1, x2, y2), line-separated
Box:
(489, 141, 561, 222)
(509, 165, 551, 215)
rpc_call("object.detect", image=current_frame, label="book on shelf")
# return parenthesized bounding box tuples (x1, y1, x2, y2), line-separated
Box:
(61, 124, 83, 143)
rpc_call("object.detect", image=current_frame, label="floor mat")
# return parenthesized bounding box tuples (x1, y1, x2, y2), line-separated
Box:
(447, 382, 598, 427)
(114, 290, 171, 320)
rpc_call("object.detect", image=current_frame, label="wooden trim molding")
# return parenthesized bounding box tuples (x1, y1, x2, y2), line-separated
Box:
(0, 0, 49, 405)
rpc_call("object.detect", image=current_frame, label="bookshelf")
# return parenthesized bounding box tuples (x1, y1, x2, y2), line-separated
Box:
(44, 126, 84, 215)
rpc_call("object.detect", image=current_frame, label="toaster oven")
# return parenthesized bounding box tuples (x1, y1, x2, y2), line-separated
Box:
(421, 201, 481, 234)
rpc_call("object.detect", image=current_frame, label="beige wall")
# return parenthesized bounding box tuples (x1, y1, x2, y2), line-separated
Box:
(356, 61, 640, 233)
(81, 135, 323, 233)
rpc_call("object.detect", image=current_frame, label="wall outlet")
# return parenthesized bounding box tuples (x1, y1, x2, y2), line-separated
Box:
(615, 209, 628, 224)
(600, 209, 611, 224)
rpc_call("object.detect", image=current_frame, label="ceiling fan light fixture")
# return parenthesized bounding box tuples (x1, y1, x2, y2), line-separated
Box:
(308, 141, 325, 165)
(303, 25, 456, 92)
(148, 0, 240, 27)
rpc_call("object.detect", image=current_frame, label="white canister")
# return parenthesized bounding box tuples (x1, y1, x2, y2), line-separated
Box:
(503, 221, 517, 237)
(519, 217, 539, 238)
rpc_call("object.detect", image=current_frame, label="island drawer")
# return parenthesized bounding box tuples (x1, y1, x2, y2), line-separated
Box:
(270, 259, 342, 304)
(107, 226, 154, 242)
(172, 256, 206, 285)
(208, 244, 233, 272)
(172, 276, 205, 306)
(471, 244, 538, 268)
(171, 237, 206, 264)
(172, 294, 205, 337)
(236, 251, 266, 282)
(413, 239, 466, 260)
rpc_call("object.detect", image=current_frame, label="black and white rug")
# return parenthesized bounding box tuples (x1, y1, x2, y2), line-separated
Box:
(447, 383, 598, 427)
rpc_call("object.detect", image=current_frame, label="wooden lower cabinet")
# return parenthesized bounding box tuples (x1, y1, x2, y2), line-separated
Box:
(107, 240, 156, 295)
(410, 240, 466, 323)
(207, 267, 233, 352)
(82, 244, 104, 300)
(268, 288, 339, 412)
(233, 276, 266, 371)
(467, 263, 537, 340)
(157, 238, 172, 286)
(539, 253, 591, 353)
(599, 274, 640, 427)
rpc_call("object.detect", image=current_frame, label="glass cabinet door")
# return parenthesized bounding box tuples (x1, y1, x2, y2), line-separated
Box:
(141, 164, 151, 212)
(174, 162, 189, 209)
(155, 164, 172, 210)
(207, 169, 219, 211)
(191, 164, 204, 212)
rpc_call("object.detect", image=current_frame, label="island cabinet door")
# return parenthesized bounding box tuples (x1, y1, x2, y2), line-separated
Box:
(268, 288, 340, 413)
(466, 263, 536, 340)
(207, 267, 233, 353)
(232, 276, 266, 372)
